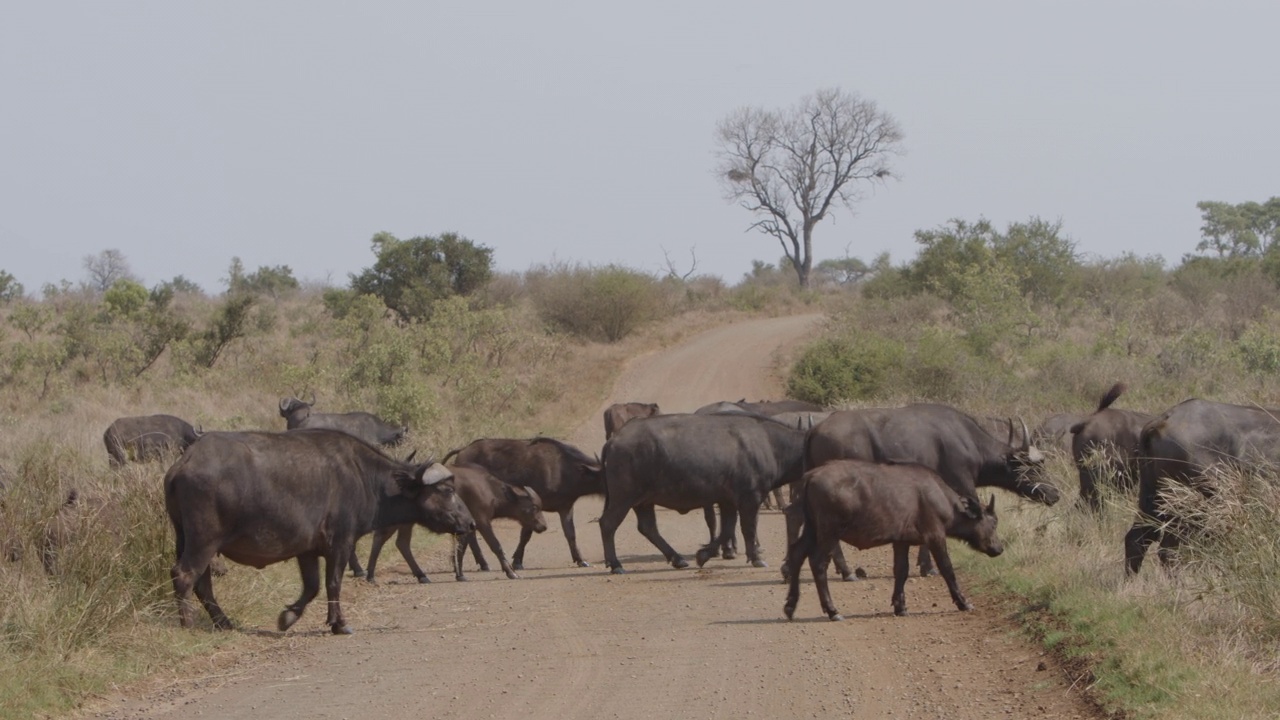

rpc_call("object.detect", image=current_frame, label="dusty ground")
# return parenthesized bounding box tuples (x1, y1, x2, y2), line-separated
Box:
(84, 313, 1103, 720)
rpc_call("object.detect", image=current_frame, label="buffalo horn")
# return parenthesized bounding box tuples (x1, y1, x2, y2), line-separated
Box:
(987, 494, 996, 514)
(1005, 418, 1015, 446)
(279, 397, 291, 413)
(1019, 417, 1031, 453)
(308, 391, 317, 406)
(404, 449, 418, 464)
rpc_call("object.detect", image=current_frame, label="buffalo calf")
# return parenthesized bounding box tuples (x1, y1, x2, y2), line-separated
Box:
(783, 460, 1003, 621)
(356, 463, 548, 583)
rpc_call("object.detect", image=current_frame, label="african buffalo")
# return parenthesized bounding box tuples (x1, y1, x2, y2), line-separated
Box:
(1033, 413, 1086, 454)
(783, 459, 1003, 621)
(599, 412, 807, 573)
(442, 437, 602, 569)
(355, 463, 547, 583)
(279, 396, 407, 447)
(103, 414, 202, 467)
(1070, 383, 1153, 511)
(604, 402, 660, 439)
(166, 429, 473, 634)
(1124, 399, 1280, 575)
(800, 404, 1052, 576)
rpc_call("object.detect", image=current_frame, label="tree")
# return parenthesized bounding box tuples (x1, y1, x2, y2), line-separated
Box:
(350, 232, 493, 322)
(230, 262, 300, 299)
(82, 249, 136, 292)
(715, 87, 905, 288)
(1195, 198, 1280, 259)
(0, 269, 23, 303)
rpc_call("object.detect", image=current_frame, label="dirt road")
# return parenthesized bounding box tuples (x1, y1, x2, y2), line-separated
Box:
(86, 313, 1100, 720)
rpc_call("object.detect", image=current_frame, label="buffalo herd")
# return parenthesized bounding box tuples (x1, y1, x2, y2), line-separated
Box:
(6, 384, 1279, 632)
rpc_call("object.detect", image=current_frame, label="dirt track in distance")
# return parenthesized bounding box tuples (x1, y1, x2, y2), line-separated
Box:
(84, 313, 1102, 720)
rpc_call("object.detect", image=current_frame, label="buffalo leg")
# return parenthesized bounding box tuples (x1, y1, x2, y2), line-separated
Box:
(348, 547, 365, 579)
(703, 505, 717, 545)
(474, 522, 520, 579)
(830, 544, 856, 581)
(697, 504, 736, 567)
(634, 503, 688, 570)
(171, 536, 228, 630)
(598, 499, 631, 573)
(278, 552, 322, 632)
(323, 549, 352, 635)
(467, 533, 491, 571)
(810, 536, 842, 621)
(739, 504, 767, 568)
(705, 505, 737, 559)
(190, 567, 232, 630)
(782, 522, 814, 620)
(511, 526, 534, 571)
(393, 526, 430, 583)
(891, 542, 911, 616)
(916, 546, 937, 577)
(929, 538, 972, 612)
(362, 527, 393, 583)
(1123, 520, 1161, 576)
(453, 532, 471, 580)
(720, 504, 738, 559)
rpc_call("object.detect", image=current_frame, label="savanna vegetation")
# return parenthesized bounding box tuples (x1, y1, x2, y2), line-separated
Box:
(2, 197, 1280, 719)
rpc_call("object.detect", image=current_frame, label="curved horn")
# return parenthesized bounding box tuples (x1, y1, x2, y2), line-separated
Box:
(987, 494, 997, 514)
(404, 449, 418, 464)
(423, 453, 436, 466)
(279, 397, 291, 413)
(308, 391, 317, 406)
(1019, 417, 1031, 453)
(1005, 418, 1015, 446)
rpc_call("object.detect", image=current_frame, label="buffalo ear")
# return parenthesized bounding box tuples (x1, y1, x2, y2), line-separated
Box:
(958, 495, 982, 520)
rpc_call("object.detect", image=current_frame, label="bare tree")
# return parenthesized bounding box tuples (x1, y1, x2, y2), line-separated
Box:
(715, 88, 904, 288)
(82, 249, 136, 292)
(660, 245, 699, 281)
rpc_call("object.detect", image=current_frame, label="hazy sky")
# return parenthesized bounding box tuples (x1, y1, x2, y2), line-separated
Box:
(2, 2, 1276, 293)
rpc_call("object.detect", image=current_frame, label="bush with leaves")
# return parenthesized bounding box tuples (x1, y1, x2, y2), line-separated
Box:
(349, 232, 493, 322)
(0, 269, 23, 303)
(528, 263, 664, 342)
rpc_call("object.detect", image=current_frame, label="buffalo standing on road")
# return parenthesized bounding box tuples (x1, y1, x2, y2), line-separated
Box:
(442, 437, 603, 569)
(783, 459, 1003, 621)
(103, 414, 202, 467)
(279, 396, 407, 447)
(1124, 398, 1280, 575)
(354, 463, 547, 583)
(1069, 383, 1153, 512)
(599, 412, 806, 573)
(801, 404, 1051, 577)
(603, 402, 660, 440)
(166, 429, 474, 634)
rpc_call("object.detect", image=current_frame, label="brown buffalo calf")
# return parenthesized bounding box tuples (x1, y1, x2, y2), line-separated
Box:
(603, 402, 660, 440)
(357, 463, 547, 582)
(783, 460, 1003, 621)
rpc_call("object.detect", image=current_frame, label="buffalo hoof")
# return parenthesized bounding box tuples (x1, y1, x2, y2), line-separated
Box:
(575, 560, 592, 568)
(694, 550, 713, 567)
(672, 556, 690, 569)
(751, 558, 768, 569)
(840, 572, 858, 582)
(893, 607, 908, 617)
(455, 575, 468, 582)
(919, 568, 938, 578)
(331, 624, 354, 636)
(610, 566, 627, 575)
(957, 601, 974, 612)
(503, 572, 520, 580)
(212, 616, 234, 632)
(415, 575, 431, 584)
(512, 561, 525, 571)
(350, 570, 365, 579)
(855, 567, 868, 579)
(278, 609, 300, 632)
(477, 563, 491, 572)
(721, 548, 736, 560)
(783, 604, 796, 620)
(828, 612, 844, 622)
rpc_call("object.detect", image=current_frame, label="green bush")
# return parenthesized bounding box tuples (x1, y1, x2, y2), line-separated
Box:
(786, 334, 904, 405)
(528, 263, 663, 342)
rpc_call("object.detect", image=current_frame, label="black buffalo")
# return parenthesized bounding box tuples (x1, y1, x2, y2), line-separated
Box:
(801, 404, 1052, 576)
(279, 396, 407, 447)
(783, 459, 1003, 621)
(442, 437, 603, 569)
(1124, 398, 1280, 575)
(355, 462, 547, 583)
(1069, 383, 1153, 511)
(166, 429, 474, 634)
(599, 413, 806, 573)
(1033, 413, 1086, 454)
(104, 414, 202, 467)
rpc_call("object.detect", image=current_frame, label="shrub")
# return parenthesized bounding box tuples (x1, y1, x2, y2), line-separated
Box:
(528, 263, 663, 342)
(350, 231, 493, 322)
(786, 334, 904, 405)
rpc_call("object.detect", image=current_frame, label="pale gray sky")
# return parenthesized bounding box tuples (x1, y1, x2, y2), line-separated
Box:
(2, 2, 1276, 293)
